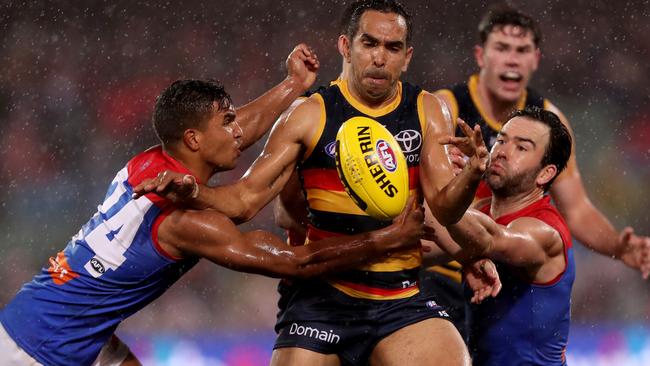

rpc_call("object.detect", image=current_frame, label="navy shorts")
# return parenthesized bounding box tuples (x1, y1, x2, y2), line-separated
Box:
(419, 268, 470, 343)
(274, 279, 451, 366)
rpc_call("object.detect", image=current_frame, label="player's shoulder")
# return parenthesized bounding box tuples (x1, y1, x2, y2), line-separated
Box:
(127, 146, 192, 186)
(508, 215, 563, 252)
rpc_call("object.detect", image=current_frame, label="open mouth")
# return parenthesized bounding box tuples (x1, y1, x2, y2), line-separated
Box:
(499, 71, 523, 83)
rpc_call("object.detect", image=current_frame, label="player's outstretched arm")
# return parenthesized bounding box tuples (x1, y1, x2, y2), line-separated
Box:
(157, 196, 427, 278)
(236, 43, 319, 150)
(447, 209, 560, 269)
(546, 102, 650, 278)
(419, 92, 489, 226)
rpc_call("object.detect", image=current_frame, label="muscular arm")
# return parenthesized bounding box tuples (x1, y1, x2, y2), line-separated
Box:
(547, 102, 650, 278)
(273, 169, 309, 245)
(157, 199, 424, 279)
(447, 210, 564, 281)
(180, 97, 322, 222)
(546, 102, 620, 255)
(235, 44, 318, 150)
(419, 92, 486, 226)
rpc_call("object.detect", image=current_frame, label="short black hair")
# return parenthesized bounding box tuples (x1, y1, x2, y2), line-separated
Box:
(152, 79, 232, 145)
(508, 106, 572, 190)
(478, 4, 542, 46)
(340, 0, 412, 45)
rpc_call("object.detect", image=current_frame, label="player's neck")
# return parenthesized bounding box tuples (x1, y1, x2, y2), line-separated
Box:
(490, 188, 544, 219)
(163, 145, 213, 183)
(346, 78, 399, 109)
(476, 76, 520, 124)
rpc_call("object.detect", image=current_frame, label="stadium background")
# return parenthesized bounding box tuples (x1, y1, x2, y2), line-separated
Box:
(1, 0, 648, 364)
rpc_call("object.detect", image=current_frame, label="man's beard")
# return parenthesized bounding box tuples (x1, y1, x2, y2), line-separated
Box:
(487, 167, 539, 198)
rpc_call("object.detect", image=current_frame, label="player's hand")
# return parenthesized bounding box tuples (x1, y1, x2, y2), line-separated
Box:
(132, 170, 199, 204)
(447, 146, 466, 176)
(389, 195, 434, 251)
(285, 43, 320, 91)
(616, 227, 650, 279)
(463, 258, 502, 304)
(438, 118, 489, 177)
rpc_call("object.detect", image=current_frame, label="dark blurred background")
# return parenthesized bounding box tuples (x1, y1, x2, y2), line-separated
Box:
(1, 0, 649, 364)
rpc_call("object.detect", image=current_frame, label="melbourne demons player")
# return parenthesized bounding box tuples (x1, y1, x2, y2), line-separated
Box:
(423, 4, 650, 341)
(440, 107, 576, 365)
(0, 46, 431, 366)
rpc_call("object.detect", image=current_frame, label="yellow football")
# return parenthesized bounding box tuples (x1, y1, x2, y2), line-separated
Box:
(335, 116, 409, 220)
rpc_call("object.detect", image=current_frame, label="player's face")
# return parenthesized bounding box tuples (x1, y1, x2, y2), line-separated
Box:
(345, 10, 413, 104)
(200, 104, 242, 172)
(486, 117, 549, 195)
(476, 25, 540, 103)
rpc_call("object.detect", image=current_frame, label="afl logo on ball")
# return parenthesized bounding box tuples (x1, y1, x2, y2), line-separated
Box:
(376, 140, 397, 172)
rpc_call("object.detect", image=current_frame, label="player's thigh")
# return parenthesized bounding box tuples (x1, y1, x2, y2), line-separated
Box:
(369, 318, 470, 366)
(270, 347, 341, 366)
(92, 335, 141, 366)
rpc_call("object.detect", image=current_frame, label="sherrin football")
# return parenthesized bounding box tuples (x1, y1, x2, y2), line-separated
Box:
(335, 116, 409, 220)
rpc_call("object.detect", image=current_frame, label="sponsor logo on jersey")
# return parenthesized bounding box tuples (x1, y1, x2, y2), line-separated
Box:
(325, 141, 337, 158)
(48, 251, 80, 285)
(289, 323, 341, 344)
(395, 129, 422, 153)
(426, 300, 438, 308)
(395, 129, 421, 164)
(89, 257, 106, 274)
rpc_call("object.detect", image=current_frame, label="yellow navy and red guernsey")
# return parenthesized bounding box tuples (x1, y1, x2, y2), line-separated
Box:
(0, 146, 199, 366)
(299, 80, 426, 300)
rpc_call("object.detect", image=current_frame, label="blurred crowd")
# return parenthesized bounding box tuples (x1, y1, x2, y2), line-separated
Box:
(1, 0, 649, 336)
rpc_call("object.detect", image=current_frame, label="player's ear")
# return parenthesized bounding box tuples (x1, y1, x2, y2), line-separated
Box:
(401, 46, 414, 72)
(339, 35, 351, 63)
(183, 129, 201, 152)
(536, 164, 557, 187)
(474, 44, 485, 68)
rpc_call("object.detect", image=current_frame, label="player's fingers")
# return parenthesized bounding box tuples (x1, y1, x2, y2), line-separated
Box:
(491, 280, 502, 297)
(457, 118, 473, 138)
(473, 124, 485, 147)
(438, 136, 467, 146)
(620, 226, 634, 244)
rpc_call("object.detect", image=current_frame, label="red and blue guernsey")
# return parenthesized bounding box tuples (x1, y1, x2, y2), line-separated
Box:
(0, 146, 199, 366)
(469, 195, 575, 366)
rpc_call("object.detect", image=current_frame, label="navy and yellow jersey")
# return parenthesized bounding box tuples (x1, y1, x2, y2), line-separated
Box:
(298, 79, 427, 300)
(429, 74, 550, 282)
(435, 74, 548, 150)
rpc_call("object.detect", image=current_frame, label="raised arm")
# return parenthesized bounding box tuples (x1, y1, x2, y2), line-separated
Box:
(157, 196, 426, 279)
(419, 92, 488, 226)
(546, 102, 650, 277)
(236, 44, 319, 150)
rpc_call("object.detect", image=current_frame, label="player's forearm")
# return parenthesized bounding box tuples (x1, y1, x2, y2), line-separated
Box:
(429, 168, 483, 226)
(446, 210, 495, 262)
(563, 200, 620, 256)
(289, 224, 407, 278)
(236, 77, 305, 150)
